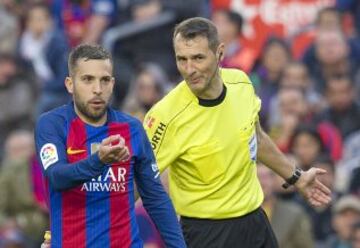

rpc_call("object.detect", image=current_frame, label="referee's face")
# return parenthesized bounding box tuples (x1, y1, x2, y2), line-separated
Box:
(174, 34, 220, 99)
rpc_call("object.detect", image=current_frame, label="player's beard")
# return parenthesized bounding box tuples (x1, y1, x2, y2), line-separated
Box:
(73, 92, 108, 123)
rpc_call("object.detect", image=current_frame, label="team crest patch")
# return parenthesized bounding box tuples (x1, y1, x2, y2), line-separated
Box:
(151, 162, 160, 179)
(151, 162, 159, 172)
(40, 143, 58, 170)
(91, 143, 100, 154)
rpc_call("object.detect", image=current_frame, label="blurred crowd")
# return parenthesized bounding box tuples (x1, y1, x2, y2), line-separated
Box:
(0, 0, 360, 247)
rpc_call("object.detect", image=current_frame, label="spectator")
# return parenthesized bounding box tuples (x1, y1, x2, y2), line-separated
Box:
(295, 155, 339, 248)
(269, 87, 308, 151)
(0, 130, 48, 248)
(336, 0, 360, 36)
(251, 37, 292, 127)
(19, 3, 70, 115)
(0, 2, 19, 54)
(336, 0, 360, 67)
(352, 221, 360, 248)
(279, 62, 325, 114)
(303, 28, 359, 93)
(0, 53, 36, 160)
(316, 75, 360, 139)
(335, 130, 360, 194)
(258, 163, 314, 248)
(349, 167, 360, 196)
(0, 221, 27, 248)
(109, 0, 177, 107)
(212, 9, 256, 73)
(315, 7, 342, 31)
(268, 86, 342, 161)
(324, 195, 360, 248)
(122, 63, 168, 122)
(51, 0, 117, 46)
(290, 125, 327, 171)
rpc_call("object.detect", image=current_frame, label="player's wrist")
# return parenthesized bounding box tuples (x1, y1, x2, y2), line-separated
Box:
(90, 152, 107, 167)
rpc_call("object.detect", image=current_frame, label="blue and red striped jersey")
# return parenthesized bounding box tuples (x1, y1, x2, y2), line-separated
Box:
(34, 102, 185, 248)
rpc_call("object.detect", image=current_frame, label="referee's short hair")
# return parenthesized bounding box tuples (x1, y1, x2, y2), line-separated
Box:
(173, 17, 220, 53)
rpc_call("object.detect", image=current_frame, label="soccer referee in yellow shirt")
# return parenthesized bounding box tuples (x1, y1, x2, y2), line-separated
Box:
(144, 17, 331, 248)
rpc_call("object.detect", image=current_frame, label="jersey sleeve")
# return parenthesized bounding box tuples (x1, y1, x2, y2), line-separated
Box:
(143, 108, 180, 172)
(253, 94, 262, 122)
(239, 69, 262, 121)
(134, 121, 186, 248)
(34, 113, 106, 191)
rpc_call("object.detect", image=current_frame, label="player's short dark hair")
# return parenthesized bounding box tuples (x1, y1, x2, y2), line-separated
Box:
(173, 17, 220, 53)
(68, 44, 112, 76)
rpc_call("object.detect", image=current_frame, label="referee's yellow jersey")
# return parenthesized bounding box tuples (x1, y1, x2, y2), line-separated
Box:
(144, 68, 264, 219)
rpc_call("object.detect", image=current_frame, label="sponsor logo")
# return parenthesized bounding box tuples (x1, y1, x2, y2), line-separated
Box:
(67, 147, 86, 155)
(40, 143, 58, 170)
(150, 122, 166, 150)
(81, 167, 127, 192)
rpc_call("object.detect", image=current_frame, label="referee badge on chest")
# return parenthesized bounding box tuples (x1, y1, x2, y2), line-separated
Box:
(249, 133, 257, 162)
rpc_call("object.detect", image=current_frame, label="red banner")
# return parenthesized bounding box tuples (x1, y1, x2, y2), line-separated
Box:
(212, 0, 335, 59)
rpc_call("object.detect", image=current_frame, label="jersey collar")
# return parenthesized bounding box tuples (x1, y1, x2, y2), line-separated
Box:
(197, 85, 227, 107)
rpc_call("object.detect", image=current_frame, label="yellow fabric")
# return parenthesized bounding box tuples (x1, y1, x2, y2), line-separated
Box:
(144, 68, 264, 219)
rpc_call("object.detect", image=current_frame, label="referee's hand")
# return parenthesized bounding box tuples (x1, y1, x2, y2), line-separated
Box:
(295, 167, 332, 207)
(98, 135, 130, 164)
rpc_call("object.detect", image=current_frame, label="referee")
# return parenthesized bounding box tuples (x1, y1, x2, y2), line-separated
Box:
(144, 17, 331, 248)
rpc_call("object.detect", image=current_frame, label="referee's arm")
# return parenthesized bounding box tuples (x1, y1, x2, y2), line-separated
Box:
(255, 122, 296, 180)
(255, 121, 331, 207)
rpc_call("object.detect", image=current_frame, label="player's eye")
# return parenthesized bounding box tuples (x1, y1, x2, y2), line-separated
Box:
(177, 57, 186, 63)
(101, 77, 112, 85)
(82, 75, 93, 82)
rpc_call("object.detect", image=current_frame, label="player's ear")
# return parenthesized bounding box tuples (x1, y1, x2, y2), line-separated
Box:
(65, 76, 74, 94)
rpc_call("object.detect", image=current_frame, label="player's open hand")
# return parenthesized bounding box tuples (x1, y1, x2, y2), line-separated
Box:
(98, 135, 130, 164)
(295, 167, 332, 207)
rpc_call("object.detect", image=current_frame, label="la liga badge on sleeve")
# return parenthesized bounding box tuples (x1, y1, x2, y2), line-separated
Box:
(40, 143, 59, 169)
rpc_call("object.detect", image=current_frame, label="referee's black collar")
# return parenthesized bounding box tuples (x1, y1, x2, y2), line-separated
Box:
(198, 84, 227, 107)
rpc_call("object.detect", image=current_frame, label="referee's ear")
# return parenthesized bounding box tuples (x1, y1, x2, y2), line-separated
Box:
(65, 76, 74, 95)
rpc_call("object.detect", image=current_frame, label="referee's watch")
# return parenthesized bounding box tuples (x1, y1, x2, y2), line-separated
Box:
(282, 167, 303, 189)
